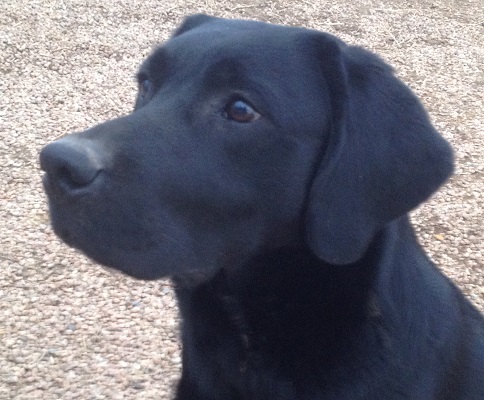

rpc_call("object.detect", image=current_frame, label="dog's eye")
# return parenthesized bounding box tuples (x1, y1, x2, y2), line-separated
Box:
(138, 79, 152, 98)
(224, 100, 260, 123)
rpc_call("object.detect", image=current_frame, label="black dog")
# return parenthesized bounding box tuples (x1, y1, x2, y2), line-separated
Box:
(40, 14, 483, 399)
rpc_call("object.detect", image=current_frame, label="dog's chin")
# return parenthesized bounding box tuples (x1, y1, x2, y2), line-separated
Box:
(96, 257, 218, 286)
(48, 217, 164, 280)
(172, 269, 220, 288)
(47, 203, 222, 284)
(97, 263, 162, 282)
(74, 248, 163, 280)
(99, 264, 125, 277)
(53, 225, 216, 283)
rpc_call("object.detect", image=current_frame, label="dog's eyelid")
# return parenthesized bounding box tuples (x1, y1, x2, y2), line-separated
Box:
(135, 71, 149, 83)
(224, 98, 261, 123)
(136, 73, 153, 98)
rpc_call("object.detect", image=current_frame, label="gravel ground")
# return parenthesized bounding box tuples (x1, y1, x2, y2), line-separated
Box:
(1, 0, 483, 398)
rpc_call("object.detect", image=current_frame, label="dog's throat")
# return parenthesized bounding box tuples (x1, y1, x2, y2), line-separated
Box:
(208, 250, 379, 368)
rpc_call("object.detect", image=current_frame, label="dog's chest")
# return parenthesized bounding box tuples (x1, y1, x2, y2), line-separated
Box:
(177, 283, 308, 397)
(175, 254, 375, 397)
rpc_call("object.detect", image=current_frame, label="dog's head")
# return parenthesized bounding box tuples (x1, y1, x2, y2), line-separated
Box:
(40, 14, 453, 282)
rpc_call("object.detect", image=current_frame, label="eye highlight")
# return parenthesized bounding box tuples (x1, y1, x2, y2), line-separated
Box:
(224, 100, 261, 123)
(138, 78, 152, 98)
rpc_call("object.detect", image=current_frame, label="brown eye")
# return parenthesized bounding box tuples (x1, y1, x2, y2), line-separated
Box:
(225, 100, 260, 123)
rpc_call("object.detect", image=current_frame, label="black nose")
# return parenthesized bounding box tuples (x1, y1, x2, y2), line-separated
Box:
(40, 137, 105, 194)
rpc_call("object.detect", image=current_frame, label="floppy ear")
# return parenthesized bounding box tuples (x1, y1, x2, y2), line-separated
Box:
(172, 14, 216, 37)
(305, 33, 454, 265)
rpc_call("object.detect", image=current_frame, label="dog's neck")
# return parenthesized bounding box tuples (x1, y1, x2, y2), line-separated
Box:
(174, 217, 468, 394)
(174, 220, 403, 372)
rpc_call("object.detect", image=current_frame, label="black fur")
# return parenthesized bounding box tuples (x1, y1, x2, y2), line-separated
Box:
(40, 14, 483, 399)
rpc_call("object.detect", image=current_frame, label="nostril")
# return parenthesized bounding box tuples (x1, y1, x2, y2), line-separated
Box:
(57, 164, 98, 189)
(40, 137, 105, 194)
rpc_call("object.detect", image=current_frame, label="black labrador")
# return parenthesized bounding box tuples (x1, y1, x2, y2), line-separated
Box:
(40, 14, 484, 399)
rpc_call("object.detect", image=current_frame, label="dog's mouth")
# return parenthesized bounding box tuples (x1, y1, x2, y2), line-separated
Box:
(42, 189, 218, 282)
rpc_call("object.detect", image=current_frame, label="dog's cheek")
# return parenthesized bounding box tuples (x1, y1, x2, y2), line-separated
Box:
(214, 133, 321, 249)
(257, 138, 321, 219)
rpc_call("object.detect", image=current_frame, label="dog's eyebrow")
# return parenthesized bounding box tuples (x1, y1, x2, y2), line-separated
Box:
(134, 71, 147, 82)
(204, 57, 248, 89)
(137, 47, 170, 84)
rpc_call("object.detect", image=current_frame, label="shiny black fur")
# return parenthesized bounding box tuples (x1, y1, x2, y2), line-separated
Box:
(40, 14, 484, 399)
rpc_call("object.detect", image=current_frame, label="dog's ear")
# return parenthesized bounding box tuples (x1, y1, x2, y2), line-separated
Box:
(304, 32, 454, 265)
(173, 14, 216, 37)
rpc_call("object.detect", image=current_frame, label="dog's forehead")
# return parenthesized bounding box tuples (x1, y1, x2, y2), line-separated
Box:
(146, 20, 310, 75)
(174, 17, 300, 47)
